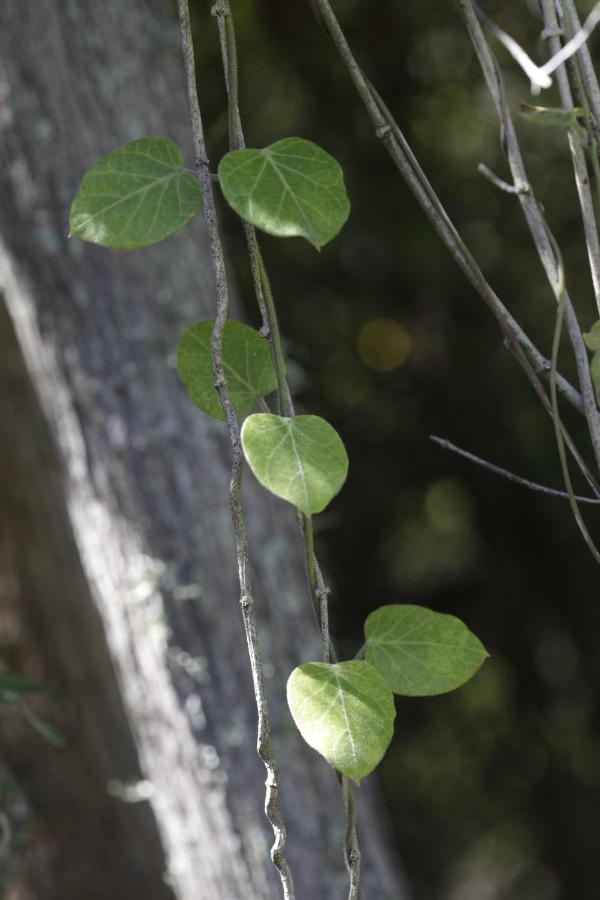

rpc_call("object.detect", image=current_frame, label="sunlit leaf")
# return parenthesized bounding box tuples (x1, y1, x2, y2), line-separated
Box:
(70, 138, 201, 249)
(218, 137, 350, 249)
(364, 604, 489, 696)
(287, 660, 395, 782)
(177, 320, 277, 421)
(241, 413, 348, 514)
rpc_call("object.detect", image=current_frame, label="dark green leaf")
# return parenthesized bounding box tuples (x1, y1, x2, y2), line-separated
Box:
(176, 320, 277, 420)
(364, 604, 489, 696)
(70, 138, 201, 249)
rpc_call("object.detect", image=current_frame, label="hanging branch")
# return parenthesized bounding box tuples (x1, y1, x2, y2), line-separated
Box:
(545, 230, 600, 563)
(176, 3, 295, 896)
(430, 435, 600, 503)
(539, 0, 600, 314)
(561, 0, 600, 129)
(473, 0, 600, 93)
(211, 3, 361, 894)
(305, 0, 600, 556)
(456, 0, 600, 476)
(307, 0, 600, 503)
(307, 0, 584, 421)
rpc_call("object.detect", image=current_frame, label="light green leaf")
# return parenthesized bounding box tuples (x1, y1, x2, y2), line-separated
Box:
(287, 661, 395, 783)
(583, 321, 600, 352)
(177, 320, 277, 421)
(240, 413, 348, 514)
(519, 103, 585, 130)
(218, 137, 350, 249)
(70, 138, 201, 249)
(364, 604, 489, 696)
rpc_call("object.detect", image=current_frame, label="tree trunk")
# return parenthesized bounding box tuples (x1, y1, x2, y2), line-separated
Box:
(0, 2, 408, 898)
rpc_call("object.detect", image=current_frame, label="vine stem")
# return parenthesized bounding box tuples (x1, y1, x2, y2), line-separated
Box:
(430, 435, 600, 503)
(456, 0, 600, 477)
(561, 0, 600, 130)
(308, 0, 585, 420)
(308, 0, 600, 555)
(540, 0, 600, 316)
(176, 3, 295, 896)
(545, 231, 600, 562)
(213, 3, 359, 894)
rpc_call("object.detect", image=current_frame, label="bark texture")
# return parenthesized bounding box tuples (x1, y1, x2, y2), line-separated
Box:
(0, 2, 408, 899)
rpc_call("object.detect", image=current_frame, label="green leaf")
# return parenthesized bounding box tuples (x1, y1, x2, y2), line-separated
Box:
(218, 137, 350, 249)
(287, 661, 395, 783)
(519, 104, 584, 129)
(0, 674, 50, 696)
(583, 321, 600, 352)
(364, 605, 489, 696)
(177, 320, 277, 421)
(70, 138, 201, 249)
(241, 413, 349, 514)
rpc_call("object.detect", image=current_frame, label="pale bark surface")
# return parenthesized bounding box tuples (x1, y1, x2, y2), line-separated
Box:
(0, 2, 408, 898)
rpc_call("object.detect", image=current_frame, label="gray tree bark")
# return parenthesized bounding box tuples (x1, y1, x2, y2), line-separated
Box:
(0, 2, 408, 899)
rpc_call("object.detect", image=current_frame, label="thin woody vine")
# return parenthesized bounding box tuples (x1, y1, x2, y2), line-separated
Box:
(63, 0, 600, 896)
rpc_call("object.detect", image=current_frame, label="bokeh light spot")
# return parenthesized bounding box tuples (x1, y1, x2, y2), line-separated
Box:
(357, 317, 412, 372)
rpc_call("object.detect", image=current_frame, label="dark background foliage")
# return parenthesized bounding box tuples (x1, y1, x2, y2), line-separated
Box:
(186, 1, 600, 898)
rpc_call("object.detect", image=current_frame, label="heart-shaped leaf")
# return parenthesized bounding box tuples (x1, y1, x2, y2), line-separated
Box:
(287, 660, 395, 783)
(364, 605, 489, 696)
(70, 138, 201, 249)
(218, 137, 350, 249)
(177, 320, 277, 421)
(240, 413, 348, 514)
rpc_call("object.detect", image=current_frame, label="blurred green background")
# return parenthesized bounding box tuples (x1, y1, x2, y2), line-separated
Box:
(187, 1, 600, 898)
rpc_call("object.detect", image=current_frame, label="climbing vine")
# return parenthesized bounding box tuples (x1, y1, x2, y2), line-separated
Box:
(67, 1, 495, 896)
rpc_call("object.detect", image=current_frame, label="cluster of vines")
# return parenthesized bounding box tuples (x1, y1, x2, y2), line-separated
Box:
(63, 0, 600, 896)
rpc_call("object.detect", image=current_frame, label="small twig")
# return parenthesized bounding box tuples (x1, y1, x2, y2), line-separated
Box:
(540, 0, 600, 317)
(545, 229, 600, 562)
(457, 0, 600, 476)
(475, 0, 600, 93)
(176, 3, 295, 896)
(308, 0, 584, 419)
(504, 336, 600, 499)
(430, 435, 600, 503)
(561, 0, 600, 132)
(478, 162, 527, 194)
